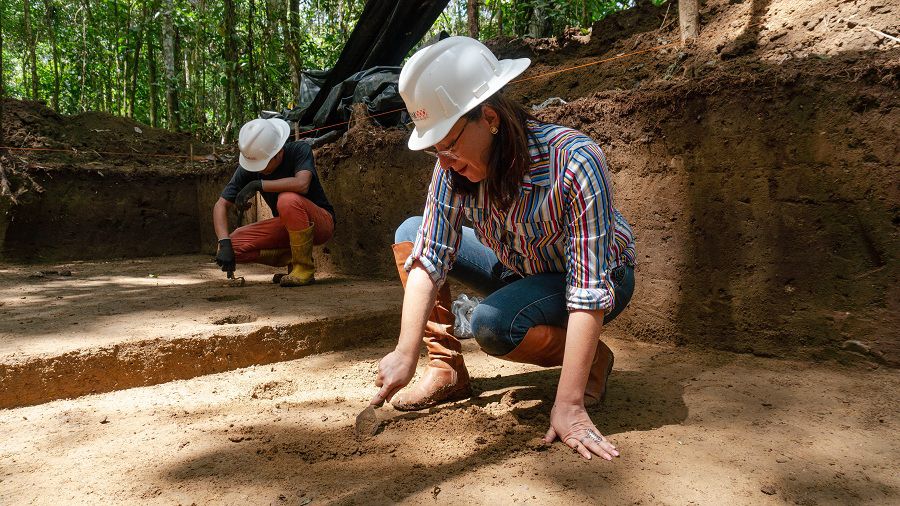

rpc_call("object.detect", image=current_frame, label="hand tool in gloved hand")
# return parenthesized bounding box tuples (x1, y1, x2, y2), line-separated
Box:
(216, 238, 236, 273)
(216, 238, 245, 286)
(355, 396, 385, 438)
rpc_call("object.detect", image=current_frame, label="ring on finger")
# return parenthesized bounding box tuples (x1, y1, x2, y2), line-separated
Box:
(586, 429, 605, 444)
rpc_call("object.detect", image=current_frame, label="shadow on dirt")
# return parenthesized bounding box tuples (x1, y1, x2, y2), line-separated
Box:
(161, 364, 688, 503)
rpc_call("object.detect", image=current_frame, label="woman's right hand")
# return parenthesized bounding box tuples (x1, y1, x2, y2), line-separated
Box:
(372, 347, 419, 405)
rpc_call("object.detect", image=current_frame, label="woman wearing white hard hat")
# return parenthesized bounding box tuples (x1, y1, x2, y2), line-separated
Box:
(372, 37, 636, 461)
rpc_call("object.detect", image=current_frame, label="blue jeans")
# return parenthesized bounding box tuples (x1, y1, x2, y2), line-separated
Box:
(395, 216, 635, 356)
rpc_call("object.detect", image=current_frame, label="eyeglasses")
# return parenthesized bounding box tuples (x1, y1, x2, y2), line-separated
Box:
(423, 119, 470, 161)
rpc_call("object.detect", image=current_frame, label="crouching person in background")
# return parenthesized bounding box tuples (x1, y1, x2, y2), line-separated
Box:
(212, 118, 335, 286)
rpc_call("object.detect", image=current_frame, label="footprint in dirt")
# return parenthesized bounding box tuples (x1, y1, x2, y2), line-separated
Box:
(250, 380, 298, 400)
(210, 314, 257, 325)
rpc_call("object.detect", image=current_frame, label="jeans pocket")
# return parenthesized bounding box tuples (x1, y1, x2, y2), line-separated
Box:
(605, 265, 635, 324)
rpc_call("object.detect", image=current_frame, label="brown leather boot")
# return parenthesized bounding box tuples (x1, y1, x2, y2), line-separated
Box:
(499, 325, 614, 406)
(390, 242, 472, 411)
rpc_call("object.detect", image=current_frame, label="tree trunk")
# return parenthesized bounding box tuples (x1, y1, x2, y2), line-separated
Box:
(190, 0, 205, 138)
(118, 1, 133, 116)
(42, 0, 61, 110)
(176, 27, 188, 126)
(679, 0, 700, 41)
(1, 8, 5, 151)
(280, 0, 302, 105)
(24, 0, 39, 100)
(148, 28, 159, 128)
(162, 0, 179, 129)
(223, 0, 241, 142)
(128, 2, 146, 119)
(467, 0, 479, 39)
(247, 0, 259, 115)
(104, 50, 113, 112)
(263, 0, 278, 109)
(77, 0, 87, 111)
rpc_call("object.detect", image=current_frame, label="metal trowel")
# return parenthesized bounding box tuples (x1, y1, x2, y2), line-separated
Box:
(354, 399, 384, 438)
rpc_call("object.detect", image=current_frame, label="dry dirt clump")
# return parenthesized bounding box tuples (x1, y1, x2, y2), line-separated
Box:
(4, 98, 179, 153)
(315, 103, 409, 166)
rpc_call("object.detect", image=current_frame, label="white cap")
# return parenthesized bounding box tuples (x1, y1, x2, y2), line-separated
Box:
(399, 36, 530, 151)
(238, 118, 291, 172)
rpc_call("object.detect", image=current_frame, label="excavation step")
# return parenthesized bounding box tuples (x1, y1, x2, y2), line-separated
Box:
(0, 255, 402, 409)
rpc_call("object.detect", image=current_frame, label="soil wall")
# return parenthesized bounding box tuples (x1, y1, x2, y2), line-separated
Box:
(0, 168, 231, 262)
(314, 69, 898, 364)
(313, 132, 434, 279)
(1, 98, 235, 261)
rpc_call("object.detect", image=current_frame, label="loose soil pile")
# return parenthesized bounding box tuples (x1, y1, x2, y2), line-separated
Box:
(0, 97, 228, 172)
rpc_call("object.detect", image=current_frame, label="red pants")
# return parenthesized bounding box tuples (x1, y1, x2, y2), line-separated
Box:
(231, 192, 334, 264)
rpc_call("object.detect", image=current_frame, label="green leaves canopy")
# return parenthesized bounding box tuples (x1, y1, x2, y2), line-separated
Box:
(1, 0, 650, 140)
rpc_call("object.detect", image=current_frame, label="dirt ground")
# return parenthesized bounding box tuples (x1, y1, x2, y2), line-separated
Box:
(0, 0, 898, 503)
(1, 335, 897, 505)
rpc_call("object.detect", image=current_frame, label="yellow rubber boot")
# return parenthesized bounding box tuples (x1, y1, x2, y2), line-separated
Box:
(280, 226, 315, 287)
(256, 248, 291, 267)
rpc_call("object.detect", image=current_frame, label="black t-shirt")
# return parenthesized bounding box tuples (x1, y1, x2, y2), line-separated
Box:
(221, 141, 336, 223)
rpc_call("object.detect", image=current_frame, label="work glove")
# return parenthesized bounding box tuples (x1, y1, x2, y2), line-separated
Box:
(215, 238, 236, 273)
(235, 180, 263, 210)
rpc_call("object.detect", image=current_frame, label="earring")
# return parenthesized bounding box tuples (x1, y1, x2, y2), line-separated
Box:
(490, 126, 498, 135)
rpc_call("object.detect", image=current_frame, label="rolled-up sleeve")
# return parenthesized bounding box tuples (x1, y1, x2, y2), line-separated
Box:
(404, 163, 464, 286)
(563, 144, 616, 312)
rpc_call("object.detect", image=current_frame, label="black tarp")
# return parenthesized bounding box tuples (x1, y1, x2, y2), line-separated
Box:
(310, 66, 405, 129)
(290, 0, 450, 138)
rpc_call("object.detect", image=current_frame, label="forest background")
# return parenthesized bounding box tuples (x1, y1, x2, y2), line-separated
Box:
(0, 0, 662, 142)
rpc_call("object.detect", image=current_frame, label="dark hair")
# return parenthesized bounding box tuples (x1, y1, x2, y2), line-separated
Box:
(448, 91, 537, 210)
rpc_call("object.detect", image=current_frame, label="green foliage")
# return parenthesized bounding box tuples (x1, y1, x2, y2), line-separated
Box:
(1, 0, 652, 140)
(427, 0, 646, 42)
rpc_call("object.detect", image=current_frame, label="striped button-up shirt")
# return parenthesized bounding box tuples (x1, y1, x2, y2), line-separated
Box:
(408, 120, 636, 311)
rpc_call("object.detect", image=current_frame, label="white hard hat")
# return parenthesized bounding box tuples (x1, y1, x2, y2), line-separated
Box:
(399, 36, 530, 151)
(238, 118, 291, 172)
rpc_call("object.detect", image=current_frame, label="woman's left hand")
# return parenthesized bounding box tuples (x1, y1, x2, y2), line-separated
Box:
(544, 402, 620, 461)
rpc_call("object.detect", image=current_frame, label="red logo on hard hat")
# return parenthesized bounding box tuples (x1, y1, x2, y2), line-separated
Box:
(412, 109, 428, 122)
